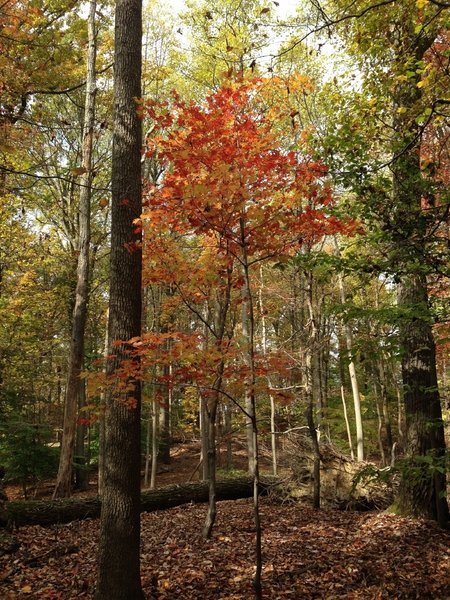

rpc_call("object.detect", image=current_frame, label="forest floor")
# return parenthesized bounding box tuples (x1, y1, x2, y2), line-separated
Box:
(1, 441, 450, 599)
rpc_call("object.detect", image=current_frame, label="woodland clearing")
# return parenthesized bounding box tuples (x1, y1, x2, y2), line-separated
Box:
(1, 442, 449, 599)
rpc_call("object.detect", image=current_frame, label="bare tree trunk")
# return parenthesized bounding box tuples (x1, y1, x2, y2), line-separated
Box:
(53, 0, 97, 499)
(95, 0, 144, 595)
(75, 380, 89, 490)
(144, 400, 151, 487)
(379, 358, 393, 459)
(242, 270, 256, 475)
(334, 241, 364, 461)
(397, 274, 449, 527)
(200, 394, 209, 481)
(340, 385, 355, 460)
(150, 395, 159, 490)
(258, 266, 277, 476)
(305, 272, 321, 508)
(203, 264, 232, 539)
(239, 218, 262, 599)
(224, 404, 233, 470)
(391, 62, 449, 526)
(160, 365, 172, 464)
(97, 309, 109, 498)
(202, 393, 218, 539)
(374, 393, 387, 467)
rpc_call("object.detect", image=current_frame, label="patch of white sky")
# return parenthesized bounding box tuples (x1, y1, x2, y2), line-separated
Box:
(164, 0, 301, 18)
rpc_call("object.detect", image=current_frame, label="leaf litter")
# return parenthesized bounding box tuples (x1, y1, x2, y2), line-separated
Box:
(0, 498, 449, 599)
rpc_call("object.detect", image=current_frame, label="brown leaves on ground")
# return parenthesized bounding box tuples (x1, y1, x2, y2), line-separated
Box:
(0, 498, 449, 599)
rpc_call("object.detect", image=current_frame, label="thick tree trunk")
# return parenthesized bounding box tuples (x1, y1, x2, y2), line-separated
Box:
(2, 477, 276, 528)
(391, 44, 449, 527)
(53, 0, 97, 499)
(397, 275, 449, 527)
(95, 0, 144, 597)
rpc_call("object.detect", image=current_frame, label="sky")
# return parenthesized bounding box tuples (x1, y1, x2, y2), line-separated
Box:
(164, 0, 301, 19)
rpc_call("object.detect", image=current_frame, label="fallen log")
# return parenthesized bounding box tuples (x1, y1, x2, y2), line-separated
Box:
(2, 476, 277, 528)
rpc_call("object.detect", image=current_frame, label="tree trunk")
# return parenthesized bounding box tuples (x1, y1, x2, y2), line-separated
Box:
(2, 477, 277, 528)
(203, 270, 231, 539)
(95, 0, 144, 596)
(397, 274, 449, 527)
(150, 395, 159, 490)
(238, 225, 262, 599)
(258, 266, 278, 476)
(159, 364, 172, 464)
(241, 264, 256, 475)
(203, 395, 218, 539)
(53, 0, 97, 499)
(305, 273, 321, 508)
(200, 394, 209, 481)
(74, 380, 89, 491)
(391, 50, 449, 527)
(340, 385, 355, 460)
(336, 261, 364, 461)
(97, 309, 109, 498)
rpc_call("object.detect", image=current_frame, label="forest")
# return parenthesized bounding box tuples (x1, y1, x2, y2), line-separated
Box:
(0, 0, 449, 598)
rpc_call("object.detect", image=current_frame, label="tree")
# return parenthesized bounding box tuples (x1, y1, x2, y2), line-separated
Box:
(95, 0, 144, 597)
(53, 0, 98, 500)
(303, 0, 449, 525)
(141, 78, 351, 596)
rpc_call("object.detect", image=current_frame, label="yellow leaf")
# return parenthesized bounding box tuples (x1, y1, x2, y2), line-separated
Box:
(397, 107, 407, 114)
(21, 585, 32, 593)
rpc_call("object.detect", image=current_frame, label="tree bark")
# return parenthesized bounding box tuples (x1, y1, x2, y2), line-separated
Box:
(337, 268, 364, 461)
(95, 0, 144, 597)
(2, 477, 276, 528)
(391, 35, 449, 527)
(53, 0, 97, 499)
(397, 275, 449, 526)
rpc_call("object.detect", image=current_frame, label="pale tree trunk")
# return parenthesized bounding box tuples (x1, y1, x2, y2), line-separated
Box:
(53, 1, 97, 499)
(305, 272, 321, 508)
(258, 266, 277, 476)
(374, 391, 387, 467)
(150, 395, 159, 490)
(340, 385, 355, 460)
(95, 0, 144, 596)
(334, 240, 364, 461)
